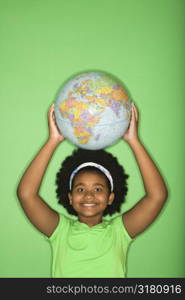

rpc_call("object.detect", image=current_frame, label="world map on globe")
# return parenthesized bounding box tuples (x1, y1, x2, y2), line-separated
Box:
(54, 72, 131, 150)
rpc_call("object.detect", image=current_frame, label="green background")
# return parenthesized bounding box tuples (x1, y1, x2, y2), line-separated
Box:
(0, 0, 184, 277)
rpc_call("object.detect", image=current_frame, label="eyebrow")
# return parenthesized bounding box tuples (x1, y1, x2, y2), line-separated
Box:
(73, 183, 105, 188)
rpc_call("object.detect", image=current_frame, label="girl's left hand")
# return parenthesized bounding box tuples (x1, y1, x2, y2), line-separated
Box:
(123, 102, 139, 144)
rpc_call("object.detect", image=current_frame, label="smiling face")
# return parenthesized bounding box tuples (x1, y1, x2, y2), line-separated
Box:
(68, 170, 114, 223)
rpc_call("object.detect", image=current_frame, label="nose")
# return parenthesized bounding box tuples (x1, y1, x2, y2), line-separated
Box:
(85, 191, 94, 199)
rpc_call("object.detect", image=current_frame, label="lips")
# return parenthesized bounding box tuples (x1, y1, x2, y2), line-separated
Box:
(81, 203, 97, 207)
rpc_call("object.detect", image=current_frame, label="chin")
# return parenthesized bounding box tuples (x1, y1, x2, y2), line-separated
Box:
(78, 210, 102, 218)
(79, 212, 97, 217)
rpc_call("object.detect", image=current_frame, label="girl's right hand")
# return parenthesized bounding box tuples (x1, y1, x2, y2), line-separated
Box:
(48, 104, 65, 143)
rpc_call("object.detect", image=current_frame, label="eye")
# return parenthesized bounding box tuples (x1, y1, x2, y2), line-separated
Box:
(77, 187, 85, 193)
(94, 187, 102, 192)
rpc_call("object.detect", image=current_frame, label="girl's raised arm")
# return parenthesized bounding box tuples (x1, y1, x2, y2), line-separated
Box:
(17, 105, 64, 237)
(122, 103, 168, 238)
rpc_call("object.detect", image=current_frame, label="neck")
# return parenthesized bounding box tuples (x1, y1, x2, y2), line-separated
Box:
(78, 214, 103, 227)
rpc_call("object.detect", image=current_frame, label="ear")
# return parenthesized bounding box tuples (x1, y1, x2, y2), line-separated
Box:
(68, 192, 72, 205)
(108, 192, 115, 205)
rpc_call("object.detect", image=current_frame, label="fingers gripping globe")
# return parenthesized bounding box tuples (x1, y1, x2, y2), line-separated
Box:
(54, 71, 132, 150)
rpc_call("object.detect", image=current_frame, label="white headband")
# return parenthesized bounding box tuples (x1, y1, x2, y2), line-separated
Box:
(69, 162, 114, 192)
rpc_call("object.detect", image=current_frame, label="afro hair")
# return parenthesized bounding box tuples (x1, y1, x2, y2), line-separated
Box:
(55, 148, 129, 217)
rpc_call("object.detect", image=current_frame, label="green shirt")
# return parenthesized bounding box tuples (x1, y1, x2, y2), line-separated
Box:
(47, 213, 133, 278)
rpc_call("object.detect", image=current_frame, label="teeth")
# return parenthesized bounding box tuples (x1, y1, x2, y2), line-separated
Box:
(82, 204, 96, 206)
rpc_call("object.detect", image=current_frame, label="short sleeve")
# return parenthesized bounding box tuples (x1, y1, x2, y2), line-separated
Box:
(44, 213, 67, 242)
(112, 214, 133, 244)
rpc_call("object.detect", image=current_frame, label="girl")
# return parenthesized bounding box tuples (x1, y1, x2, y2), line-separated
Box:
(17, 102, 168, 277)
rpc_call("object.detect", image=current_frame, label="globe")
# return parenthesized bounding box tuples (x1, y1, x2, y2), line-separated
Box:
(54, 71, 132, 150)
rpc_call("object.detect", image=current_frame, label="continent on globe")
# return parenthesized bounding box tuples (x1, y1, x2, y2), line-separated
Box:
(54, 71, 132, 150)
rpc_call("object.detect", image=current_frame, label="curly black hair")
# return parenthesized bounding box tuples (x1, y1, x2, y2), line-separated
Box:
(55, 148, 129, 216)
